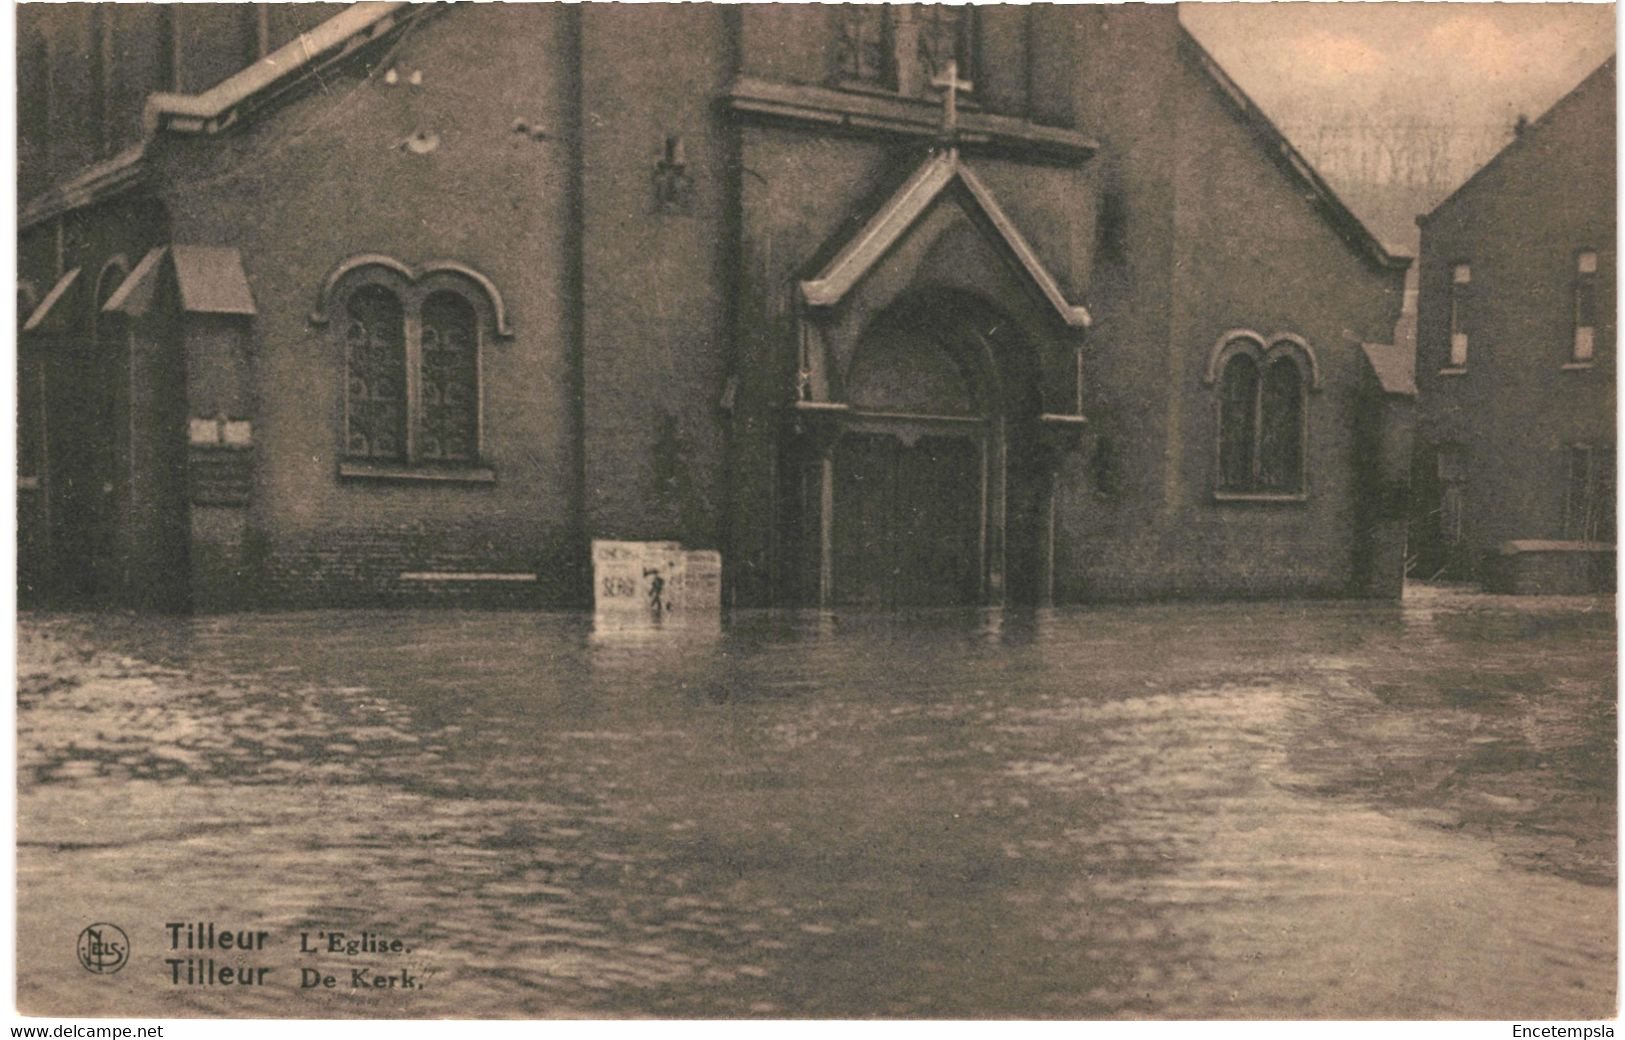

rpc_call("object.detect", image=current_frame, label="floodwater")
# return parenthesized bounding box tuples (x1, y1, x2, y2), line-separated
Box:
(15, 586, 1617, 1019)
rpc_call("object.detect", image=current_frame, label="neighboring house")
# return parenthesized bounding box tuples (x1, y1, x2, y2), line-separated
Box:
(17, 3, 1410, 612)
(1411, 57, 1615, 591)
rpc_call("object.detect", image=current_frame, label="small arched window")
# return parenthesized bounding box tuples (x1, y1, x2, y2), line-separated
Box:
(1212, 333, 1313, 496)
(1218, 353, 1259, 491)
(324, 259, 503, 474)
(1258, 356, 1303, 491)
(344, 285, 407, 460)
(418, 291, 479, 462)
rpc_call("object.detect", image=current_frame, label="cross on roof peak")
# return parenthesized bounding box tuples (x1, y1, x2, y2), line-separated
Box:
(929, 59, 974, 143)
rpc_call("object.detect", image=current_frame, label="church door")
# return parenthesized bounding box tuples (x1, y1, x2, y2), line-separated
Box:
(792, 289, 1053, 608)
(833, 432, 982, 607)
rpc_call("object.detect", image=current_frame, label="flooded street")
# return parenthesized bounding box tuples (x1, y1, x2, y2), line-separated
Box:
(16, 586, 1616, 1019)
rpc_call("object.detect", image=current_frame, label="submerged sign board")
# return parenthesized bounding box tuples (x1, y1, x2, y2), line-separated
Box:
(591, 540, 722, 619)
(681, 549, 723, 610)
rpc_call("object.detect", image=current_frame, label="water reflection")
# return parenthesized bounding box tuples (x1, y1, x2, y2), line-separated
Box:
(15, 588, 1617, 1019)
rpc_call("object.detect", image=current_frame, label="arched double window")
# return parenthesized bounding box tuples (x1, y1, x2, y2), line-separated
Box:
(320, 258, 507, 473)
(1207, 332, 1317, 497)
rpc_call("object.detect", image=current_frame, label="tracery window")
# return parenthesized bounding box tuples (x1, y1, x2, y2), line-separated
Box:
(1218, 353, 1259, 492)
(914, 4, 972, 84)
(344, 285, 408, 460)
(327, 260, 500, 473)
(834, 4, 974, 95)
(417, 291, 479, 463)
(1211, 334, 1313, 496)
(835, 5, 892, 86)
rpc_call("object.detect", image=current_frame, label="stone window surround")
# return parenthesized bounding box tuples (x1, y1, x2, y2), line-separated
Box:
(1203, 330, 1321, 504)
(312, 255, 511, 485)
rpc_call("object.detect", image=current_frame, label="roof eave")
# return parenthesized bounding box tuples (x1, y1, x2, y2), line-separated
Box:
(1420, 55, 1616, 228)
(1177, 25, 1407, 276)
(145, 2, 413, 136)
(19, 2, 422, 231)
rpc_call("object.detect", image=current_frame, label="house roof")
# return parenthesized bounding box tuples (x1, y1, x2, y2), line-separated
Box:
(799, 148, 1092, 329)
(172, 247, 258, 316)
(102, 247, 258, 318)
(1176, 25, 1411, 274)
(22, 268, 82, 333)
(145, 2, 413, 136)
(102, 248, 167, 316)
(1419, 55, 1615, 226)
(1360, 341, 1417, 397)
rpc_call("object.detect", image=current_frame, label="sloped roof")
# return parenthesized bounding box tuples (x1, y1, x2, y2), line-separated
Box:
(1360, 341, 1417, 397)
(1177, 26, 1411, 274)
(172, 247, 258, 315)
(146, 3, 413, 135)
(21, 3, 422, 228)
(798, 149, 1092, 329)
(1420, 55, 1615, 226)
(102, 247, 258, 318)
(22, 268, 81, 333)
(102, 249, 167, 316)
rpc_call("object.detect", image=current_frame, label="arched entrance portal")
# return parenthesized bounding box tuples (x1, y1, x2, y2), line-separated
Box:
(798, 291, 1049, 608)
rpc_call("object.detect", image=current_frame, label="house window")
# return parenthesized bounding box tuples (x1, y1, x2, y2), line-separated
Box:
(1214, 335, 1311, 496)
(327, 260, 500, 475)
(1448, 262, 1470, 368)
(833, 4, 973, 96)
(1436, 444, 1468, 544)
(1564, 444, 1615, 543)
(1573, 250, 1598, 362)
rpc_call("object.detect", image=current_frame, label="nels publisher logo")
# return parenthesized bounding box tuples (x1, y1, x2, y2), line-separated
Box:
(76, 923, 129, 975)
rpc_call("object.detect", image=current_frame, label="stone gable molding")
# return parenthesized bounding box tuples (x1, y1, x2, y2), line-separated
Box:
(798, 149, 1092, 330)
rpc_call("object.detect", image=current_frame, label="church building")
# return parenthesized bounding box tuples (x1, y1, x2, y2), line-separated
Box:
(16, 3, 1413, 611)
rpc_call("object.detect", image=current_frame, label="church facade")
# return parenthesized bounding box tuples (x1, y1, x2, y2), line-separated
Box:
(17, 3, 1412, 612)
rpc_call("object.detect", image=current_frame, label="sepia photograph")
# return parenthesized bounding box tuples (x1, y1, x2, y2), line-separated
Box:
(11, 0, 1618, 1023)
